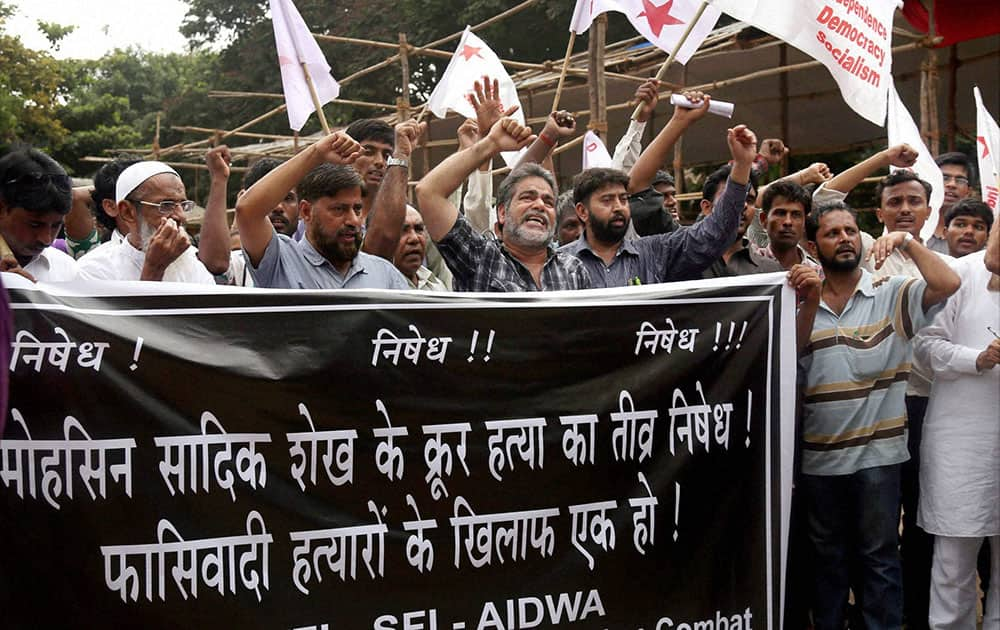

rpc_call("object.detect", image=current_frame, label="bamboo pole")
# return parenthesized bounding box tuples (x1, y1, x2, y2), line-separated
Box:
(81, 157, 250, 173)
(551, 32, 576, 113)
(208, 91, 397, 110)
(587, 15, 608, 137)
(631, 0, 709, 120)
(300, 62, 331, 134)
(153, 113, 162, 159)
(172, 126, 297, 141)
(398, 32, 411, 121)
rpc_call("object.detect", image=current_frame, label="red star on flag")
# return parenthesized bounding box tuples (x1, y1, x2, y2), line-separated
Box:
(979, 135, 990, 158)
(459, 44, 483, 61)
(637, 0, 685, 38)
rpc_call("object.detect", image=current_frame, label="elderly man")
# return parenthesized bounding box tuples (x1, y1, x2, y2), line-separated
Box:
(790, 200, 960, 630)
(235, 130, 407, 290)
(913, 220, 999, 628)
(416, 117, 590, 292)
(0, 147, 78, 282)
(78, 161, 214, 283)
(393, 206, 448, 291)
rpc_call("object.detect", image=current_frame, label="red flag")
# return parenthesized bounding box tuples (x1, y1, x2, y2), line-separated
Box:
(902, 0, 1000, 47)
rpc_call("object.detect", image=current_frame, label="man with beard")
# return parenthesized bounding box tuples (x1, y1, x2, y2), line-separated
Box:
(241, 158, 300, 239)
(416, 117, 589, 291)
(699, 164, 784, 279)
(393, 206, 448, 291)
(558, 124, 761, 288)
(235, 131, 407, 290)
(77, 161, 214, 284)
(789, 200, 960, 630)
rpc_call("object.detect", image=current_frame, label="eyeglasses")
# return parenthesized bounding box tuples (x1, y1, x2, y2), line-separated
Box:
(942, 175, 970, 186)
(130, 199, 195, 215)
(3, 173, 72, 193)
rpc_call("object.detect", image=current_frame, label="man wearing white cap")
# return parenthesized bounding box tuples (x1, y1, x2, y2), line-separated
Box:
(78, 161, 215, 284)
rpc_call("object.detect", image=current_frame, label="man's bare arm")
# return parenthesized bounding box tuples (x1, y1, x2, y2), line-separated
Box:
(823, 144, 918, 195)
(235, 132, 361, 266)
(198, 145, 234, 274)
(869, 231, 960, 310)
(363, 120, 426, 260)
(629, 89, 710, 193)
(416, 118, 534, 242)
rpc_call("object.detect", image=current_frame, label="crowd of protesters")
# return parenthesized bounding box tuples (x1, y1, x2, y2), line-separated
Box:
(1, 74, 997, 630)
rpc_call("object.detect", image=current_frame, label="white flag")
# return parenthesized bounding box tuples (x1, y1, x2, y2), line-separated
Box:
(886, 82, 943, 242)
(973, 86, 1000, 214)
(571, 0, 721, 65)
(425, 27, 526, 167)
(270, 0, 341, 132)
(709, 0, 898, 125)
(582, 131, 614, 171)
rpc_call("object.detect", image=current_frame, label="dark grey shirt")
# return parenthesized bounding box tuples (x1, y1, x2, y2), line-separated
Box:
(701, 242, 785, 279)
(246, 231, 408, 290)
(559, 178, 749, 288)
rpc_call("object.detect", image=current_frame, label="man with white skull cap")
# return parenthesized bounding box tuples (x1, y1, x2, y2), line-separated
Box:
(78, 161, 214, 284)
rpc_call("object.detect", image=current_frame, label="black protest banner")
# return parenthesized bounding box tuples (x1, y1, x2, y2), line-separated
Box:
(1, 276, 794, 630)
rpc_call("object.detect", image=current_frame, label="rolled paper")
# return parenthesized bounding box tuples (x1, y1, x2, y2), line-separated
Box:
(670, 94, 735, 119)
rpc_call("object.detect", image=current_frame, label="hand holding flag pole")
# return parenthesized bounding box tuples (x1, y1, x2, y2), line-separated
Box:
(631, 0, 709, 120)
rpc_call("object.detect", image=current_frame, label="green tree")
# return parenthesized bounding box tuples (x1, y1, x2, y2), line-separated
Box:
(0, 2, 69, 151)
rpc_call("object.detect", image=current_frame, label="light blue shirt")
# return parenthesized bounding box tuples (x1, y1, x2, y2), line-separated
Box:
(246, 231, 408, 290)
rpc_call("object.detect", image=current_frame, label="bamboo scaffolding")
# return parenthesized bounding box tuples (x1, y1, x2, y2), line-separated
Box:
(82, 156, 250, 173)
(208, 91, 398, 110)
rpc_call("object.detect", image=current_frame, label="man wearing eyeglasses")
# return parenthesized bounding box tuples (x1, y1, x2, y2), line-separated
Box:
(926, 152, 976, 256)
(0, 147, 79, 283)
(78, 161, 215, 284)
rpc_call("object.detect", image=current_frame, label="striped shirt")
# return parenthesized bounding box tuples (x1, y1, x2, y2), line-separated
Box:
(799, 270, 932, 476)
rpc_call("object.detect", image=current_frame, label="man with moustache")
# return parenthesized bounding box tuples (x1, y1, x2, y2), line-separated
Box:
(558, 124, 760, 288)
(926, 152, 976, 255)
(699, 164, 784, 279)
(241, 158, 300, 239)
(392, 205, 448, 291)
(235, 131, 407, 290)
(755, 180, 821, 272)
(416, 117, 590, 292)
(344, 118, 395, 228)
(77, 161, 214, 284)
(789, 200, 960, 630)
(942, 198, 993, 259)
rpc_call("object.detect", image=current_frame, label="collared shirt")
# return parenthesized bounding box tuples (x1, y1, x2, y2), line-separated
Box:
(751, 241, 823, 273)
(247, 230, 408, 290)
(561, 178, 750, 288)
(436, 215, 591, 292)
(799, 269, 933, 476)
(924, 233, 951, 256)
(407, 265, 449, 292)
(78, 237, 215, 284)
(702, 241, 785, 279)
(23, 247, 79, 282)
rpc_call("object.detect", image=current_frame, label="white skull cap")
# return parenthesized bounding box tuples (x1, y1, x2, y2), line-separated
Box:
(115, 161, 180, 203)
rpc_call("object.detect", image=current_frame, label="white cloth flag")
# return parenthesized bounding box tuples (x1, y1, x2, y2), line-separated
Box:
(709, 0, 899, 125)
(571, 0, 721, 64)
(270, 0, 341, 131)
(582, 131, 615, 171)
(425, 27, 525, 167)
(973, 86, 1000, 214)
(886, 82, 943, 242)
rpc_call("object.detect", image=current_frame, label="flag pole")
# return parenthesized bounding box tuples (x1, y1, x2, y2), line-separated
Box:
(631, 0, 709, 120)
(551, 32, 577, 113)
(300, 61, 332, 134)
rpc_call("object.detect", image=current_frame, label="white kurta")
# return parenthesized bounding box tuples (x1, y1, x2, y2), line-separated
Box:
(913, 250, 1000, 537)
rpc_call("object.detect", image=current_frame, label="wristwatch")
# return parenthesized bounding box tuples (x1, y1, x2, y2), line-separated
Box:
(900, 232, 914, 251)
(386, 156, 409, 169)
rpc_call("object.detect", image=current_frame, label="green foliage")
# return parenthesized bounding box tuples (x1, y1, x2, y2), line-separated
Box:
(36, 20, 76, 50)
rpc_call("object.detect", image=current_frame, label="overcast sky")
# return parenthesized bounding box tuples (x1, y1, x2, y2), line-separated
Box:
(6, 0, 192, 59)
